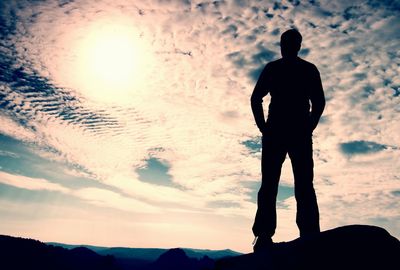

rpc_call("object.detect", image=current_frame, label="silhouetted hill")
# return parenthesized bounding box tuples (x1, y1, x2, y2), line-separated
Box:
(215, 225, 400, 270)
(184, 248, 241, 260)
(152, 248, 194, 269)
(0, 235, 235, 270)
(0, 235, 119, 270)
(47, 242, 240, 260)
(150, 248, 214, 270)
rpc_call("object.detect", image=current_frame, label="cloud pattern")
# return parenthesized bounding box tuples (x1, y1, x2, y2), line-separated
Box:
(0, 0, 399, 251)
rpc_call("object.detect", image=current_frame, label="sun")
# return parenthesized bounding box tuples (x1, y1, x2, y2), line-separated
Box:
(65, 18, 155, 104)
(84, 29, 138, 88)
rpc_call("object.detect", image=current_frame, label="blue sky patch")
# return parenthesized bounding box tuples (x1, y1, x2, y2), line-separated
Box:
(243, 181, 294, 205)
(242, 137, 261, 154)
(339, 140, 387, 155)
(0, 134, 107, 190)
(136, 157, 175, 187)
(207, 200, 241, 208)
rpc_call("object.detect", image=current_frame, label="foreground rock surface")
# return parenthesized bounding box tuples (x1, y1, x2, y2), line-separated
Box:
(215, 225, 400, 270)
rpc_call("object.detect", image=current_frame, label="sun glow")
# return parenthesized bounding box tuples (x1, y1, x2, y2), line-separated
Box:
(64, 19, 155, 104)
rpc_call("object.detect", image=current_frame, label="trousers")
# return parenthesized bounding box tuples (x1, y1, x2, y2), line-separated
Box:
(252, 131, 320, 238)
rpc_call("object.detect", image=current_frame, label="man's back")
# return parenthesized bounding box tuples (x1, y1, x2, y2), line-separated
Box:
(251, 57, 324, 135)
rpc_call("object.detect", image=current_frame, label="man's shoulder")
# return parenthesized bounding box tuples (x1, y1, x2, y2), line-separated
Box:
(266, 58, 282, 67)
(265, 58, 319, 73)
(297, 58, 319, 71)
(264, 59, 283, 72)
(267, 58, 316, 67)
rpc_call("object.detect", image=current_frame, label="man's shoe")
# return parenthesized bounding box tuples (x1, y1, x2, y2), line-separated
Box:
(253, 236, 273, 253)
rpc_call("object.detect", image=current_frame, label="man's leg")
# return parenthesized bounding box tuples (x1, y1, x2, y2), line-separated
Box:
(289, 136, 320, 237)
(252, 135, 287, 239)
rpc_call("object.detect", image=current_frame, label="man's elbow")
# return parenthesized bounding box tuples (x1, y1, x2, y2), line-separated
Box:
(311, 98, 325, 115)
(315, 100, 325, 116)
(250, 94, 262, 105)
(321, 98, 326, 112)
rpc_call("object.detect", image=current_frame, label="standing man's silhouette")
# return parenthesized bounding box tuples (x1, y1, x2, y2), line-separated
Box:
(251, 29, 325, 252)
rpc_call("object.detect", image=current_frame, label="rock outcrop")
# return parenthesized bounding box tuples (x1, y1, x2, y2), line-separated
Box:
(215, 225, 400, 270)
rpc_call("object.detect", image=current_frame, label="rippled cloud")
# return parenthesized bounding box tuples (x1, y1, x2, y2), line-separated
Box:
(0, 0, 399, 251)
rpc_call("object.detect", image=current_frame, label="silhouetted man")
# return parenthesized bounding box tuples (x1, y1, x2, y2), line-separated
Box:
(251, 29, 325, 252)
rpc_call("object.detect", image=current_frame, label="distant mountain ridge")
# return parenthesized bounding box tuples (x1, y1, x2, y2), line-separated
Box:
(0, 234, 238, 270)
(0, 235, 118, 270)
(46, 242, 241, 260)
(151, 248, 214, 270)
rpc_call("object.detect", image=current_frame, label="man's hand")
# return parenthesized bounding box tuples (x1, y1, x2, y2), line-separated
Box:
(310, 121, 317, 133)
(251, 64, 270, 135)
(309, 65, 325, 133)
(258, 123, 268, 135)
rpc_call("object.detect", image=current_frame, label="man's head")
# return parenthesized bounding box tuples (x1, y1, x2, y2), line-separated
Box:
(280, 29, 302, 58)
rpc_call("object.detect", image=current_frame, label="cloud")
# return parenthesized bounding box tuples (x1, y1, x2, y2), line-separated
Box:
(0, 171, 69, 193)
(0, 169, 160, 214)
(73, 187, 159, 213)
(0, 112, 36, 142)
(0, 149, 19, 159)
(207, 200, 241, 208)
(0, 0, 399, 251)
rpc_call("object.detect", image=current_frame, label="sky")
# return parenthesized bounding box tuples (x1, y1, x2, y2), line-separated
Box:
(0, 0, 399, 253)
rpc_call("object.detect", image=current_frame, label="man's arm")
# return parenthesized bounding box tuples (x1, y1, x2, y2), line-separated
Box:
(250, 65, 270, 133)
(309, 66, 325, 131)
